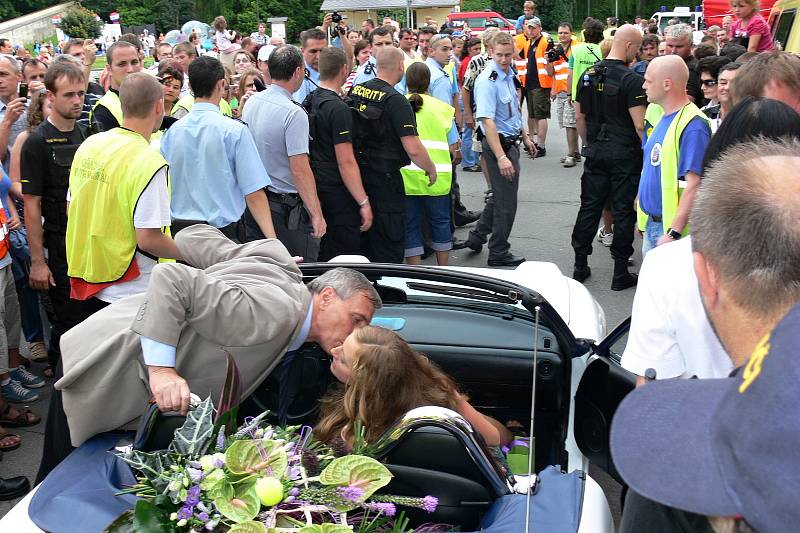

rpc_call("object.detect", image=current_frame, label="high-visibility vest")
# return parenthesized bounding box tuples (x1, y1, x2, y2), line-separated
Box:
(514, 34, 530, 86)
(636, 102, 711, 233)
(66, 128, 169, 284)
(171, 95, 233, 117)
(552, 39, 576, 94)
(401, 94, 454, 196)
(532, 33, 554, 89)
(89, 90, 123, 127)
(570, 43, 603, 100)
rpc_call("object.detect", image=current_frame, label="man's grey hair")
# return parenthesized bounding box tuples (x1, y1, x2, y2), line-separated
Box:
(482, 27, 500, 47)
(666, 23, 693, 42)
(308, 268, 382, 309)
(52, 54, 83, 68)
(691, 137, 800, 317)
(0, 54, 20, 74)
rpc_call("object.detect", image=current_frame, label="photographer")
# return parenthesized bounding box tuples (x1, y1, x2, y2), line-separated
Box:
(320, 13, 354, 68)
(547, 23, 579, 167)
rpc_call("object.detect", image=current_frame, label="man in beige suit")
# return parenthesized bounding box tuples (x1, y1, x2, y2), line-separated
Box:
(46, 225, 380, 473)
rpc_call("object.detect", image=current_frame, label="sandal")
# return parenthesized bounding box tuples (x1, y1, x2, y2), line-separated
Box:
(0, 404, 41, 428)
(0, 429, 21, 451)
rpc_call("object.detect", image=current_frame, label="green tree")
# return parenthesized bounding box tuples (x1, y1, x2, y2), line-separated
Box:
(60, 6, 103, 39)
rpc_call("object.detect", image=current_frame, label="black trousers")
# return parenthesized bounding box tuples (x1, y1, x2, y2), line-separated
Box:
(244, 194, 321, 261)
(469, 141, 520, 259)
(570, 147, 641, 262)
(620, 489, 714, 533)
(360, 169, 405, 263)
(318, 187, 362, 262)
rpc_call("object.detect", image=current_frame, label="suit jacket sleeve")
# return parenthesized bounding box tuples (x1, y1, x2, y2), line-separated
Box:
(175, 224, 297, 271)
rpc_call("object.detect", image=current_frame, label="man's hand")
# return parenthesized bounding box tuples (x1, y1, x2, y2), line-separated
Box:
(523, 135, 537, 160)
(321, 13, 332, 31)
(656, 233, 676, 246)
(2, 98, 26, 126)
(426, 168, 438, 186)
(464, 112, 475, 130)
(498, 154, 515, 179)
(310, 213, 327, 238)
(148, 366, 191, 415)
(29, 260, 55, 291)
(6, 214, 21, 231)
(452, 148, 462, 165)
(359, 202, 373, 232)
(28, 81, 45, 95)
(83, 40, 98, 65)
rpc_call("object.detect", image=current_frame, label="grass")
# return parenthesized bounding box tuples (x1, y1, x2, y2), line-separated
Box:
(91, 55, 155, 70)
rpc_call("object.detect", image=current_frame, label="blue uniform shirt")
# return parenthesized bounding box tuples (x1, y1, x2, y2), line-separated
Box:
(425, 57, 456, 105)
(638, 111, 710, 216)
(352, 56, 407, 94)
(292, 62, 319, 103)
(474, 60, 522, 137)
(160, 102, 271, 227)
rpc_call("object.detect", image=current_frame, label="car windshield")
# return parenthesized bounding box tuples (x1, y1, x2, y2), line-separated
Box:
(659, 15, 694, 31)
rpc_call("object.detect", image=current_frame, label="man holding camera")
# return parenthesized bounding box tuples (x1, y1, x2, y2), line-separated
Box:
(549, 23, 579, 167)
(523, 17, 554, 157)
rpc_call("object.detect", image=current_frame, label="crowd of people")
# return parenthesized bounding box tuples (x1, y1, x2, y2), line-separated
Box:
(0, 2, 797, 530)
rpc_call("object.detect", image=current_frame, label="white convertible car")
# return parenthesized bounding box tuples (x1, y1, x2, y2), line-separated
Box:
(1, 260, 635, 532)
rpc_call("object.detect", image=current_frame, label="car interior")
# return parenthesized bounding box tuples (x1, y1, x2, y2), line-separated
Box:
(238, 270, 579, 530)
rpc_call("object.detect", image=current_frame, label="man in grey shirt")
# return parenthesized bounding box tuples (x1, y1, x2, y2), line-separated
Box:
(242, 45, 326, 261)
(0, 54, 28, 172)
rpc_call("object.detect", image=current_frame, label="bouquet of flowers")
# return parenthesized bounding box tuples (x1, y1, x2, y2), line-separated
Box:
(106, 396, 441, 533)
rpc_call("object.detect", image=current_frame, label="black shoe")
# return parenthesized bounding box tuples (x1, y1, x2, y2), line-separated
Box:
(488, 253, 526, 267)
(454, 210, 481, 227)
(573, 152, 582, 163)
(573, 265, 592, 283)
(421, 244, 435, 259)
(463, 164, 481, 172)
(0, 475, 30, 501)
(611, 272, 638, 291)
(534, 145, 546, 158)
(451, 238, 470, 250)
(464, 238, 483, 253)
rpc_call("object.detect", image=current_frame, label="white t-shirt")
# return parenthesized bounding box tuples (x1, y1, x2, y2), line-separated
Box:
(621, 237, 733, 379)
(95, 167, 171, 303)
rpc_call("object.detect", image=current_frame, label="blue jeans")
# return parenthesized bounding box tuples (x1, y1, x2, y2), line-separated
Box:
(9, 228, 44, 343)
(461, 125, 479, 168)
(405, 195, 452, 257)
(641, 218, 663, 257)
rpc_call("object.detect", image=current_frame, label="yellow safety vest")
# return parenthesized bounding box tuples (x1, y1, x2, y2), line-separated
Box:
(171, 95, 233, 117)
(89, 90, 123, 128)
(66, 128, 170, 284)
(636, 102, 710, 233)
(401, 94, 454, 196)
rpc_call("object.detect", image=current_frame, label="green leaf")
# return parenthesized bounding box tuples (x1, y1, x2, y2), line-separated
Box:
(319, 455, 393, 500)
(298, 525, 353, 533)
(200, 468, 228, 498)
(103, 510, 134, 533)
(226, 439, 288, 476)
(214, 481, 260, 523)
(132, 499, 172, 533)
(170, 396, 215, 457)
(228, 522, 268, 533)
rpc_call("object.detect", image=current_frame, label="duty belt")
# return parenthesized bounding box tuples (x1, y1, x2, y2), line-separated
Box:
(499, 133, 521, 153)
(266, 189, 308, 231)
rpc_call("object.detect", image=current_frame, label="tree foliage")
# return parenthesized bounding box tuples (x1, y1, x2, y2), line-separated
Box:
(60, 6, 104, 39)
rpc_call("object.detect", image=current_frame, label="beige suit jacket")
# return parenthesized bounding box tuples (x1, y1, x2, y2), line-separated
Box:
(56, 225, 312, 447)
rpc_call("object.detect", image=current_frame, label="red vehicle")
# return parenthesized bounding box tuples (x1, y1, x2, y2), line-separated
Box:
(703, 0, 778, 28)
(446, 11, 516, 37)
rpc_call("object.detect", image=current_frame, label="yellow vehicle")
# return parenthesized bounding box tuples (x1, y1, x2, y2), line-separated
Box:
(769, 0, 800, 52)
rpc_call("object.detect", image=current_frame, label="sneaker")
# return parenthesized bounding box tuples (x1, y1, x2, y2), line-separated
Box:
(597, 227, 613, 247)
(10, 366, 45, 389)
(562, 155, 576, 168)
(27, 341, 48, 362)
(1, 380, 39, 403)
(534, 145, 546, 158)
(462, 164, 482, 172)
(573, 152, 582, 163)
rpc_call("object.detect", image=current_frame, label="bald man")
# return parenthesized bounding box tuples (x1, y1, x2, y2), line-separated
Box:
(637, 55, 711, 255)
(348, 47, 437, 263)
(571, 24, 646, 290)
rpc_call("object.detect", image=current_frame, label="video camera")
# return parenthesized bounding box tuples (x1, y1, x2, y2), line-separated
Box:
(545, 37, 567, 63)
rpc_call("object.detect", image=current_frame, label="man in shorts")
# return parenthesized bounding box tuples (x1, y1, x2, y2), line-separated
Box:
(550, 22, 579, 167)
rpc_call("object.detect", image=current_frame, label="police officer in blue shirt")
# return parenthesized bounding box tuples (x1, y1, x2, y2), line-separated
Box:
(292, 28, 325, 103)
(350, 27, 406, 94)
(463, 32, 535, 267)
(161, 57, 275, 242)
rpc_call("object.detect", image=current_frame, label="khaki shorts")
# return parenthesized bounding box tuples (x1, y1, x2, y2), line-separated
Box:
(555, 92, 577, 129)
(0, 263, 21, 373)
(526, 87, 551, 120)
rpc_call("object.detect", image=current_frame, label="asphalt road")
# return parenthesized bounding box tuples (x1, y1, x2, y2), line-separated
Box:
(0, 124, 636, 526)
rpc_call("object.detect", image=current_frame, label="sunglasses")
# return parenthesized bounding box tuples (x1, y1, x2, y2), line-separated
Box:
(702, 79, 718, 87)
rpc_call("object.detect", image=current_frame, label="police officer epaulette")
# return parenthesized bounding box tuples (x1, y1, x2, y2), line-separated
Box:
(364, 62, 375, 75)
(489, 70, 499, 82)
(513, 75, 522, 89)
(304, 67, 311, 79)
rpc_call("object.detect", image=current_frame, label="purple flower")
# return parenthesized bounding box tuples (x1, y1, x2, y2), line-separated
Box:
(215, 432, 225, 451)
(188, 460, 203, 469)
(422, 495, 438, 513)
(338, 486, 365, 501)
(196, 511, 210, 521)
(196, 502, 209, 514)
(187, 467, 205, 483)
(186, 484, 202, 506)
(213, 456, 225, 469)
(367, 502, 396, 516)
(289, 487, 299, 497)
(177, 503, 194, 520)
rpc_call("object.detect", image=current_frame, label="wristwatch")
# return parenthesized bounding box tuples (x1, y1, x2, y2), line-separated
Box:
(666, 228, 682, 240)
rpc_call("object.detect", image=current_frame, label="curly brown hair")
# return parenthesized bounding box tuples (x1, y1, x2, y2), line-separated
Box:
(27, 90, 48, 131)
(315, 326, 462, 448)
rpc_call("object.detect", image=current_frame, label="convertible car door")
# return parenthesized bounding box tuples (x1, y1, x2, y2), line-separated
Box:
(573, 317, 635, 483)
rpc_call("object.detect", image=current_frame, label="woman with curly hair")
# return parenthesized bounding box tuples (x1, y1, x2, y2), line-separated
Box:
(315, 326, 512, 448)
